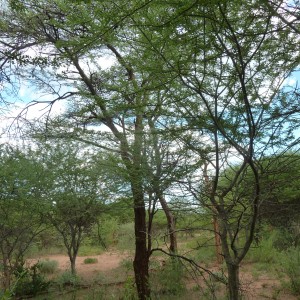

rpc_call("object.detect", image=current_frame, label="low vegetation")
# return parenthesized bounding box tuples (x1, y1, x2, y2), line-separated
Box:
(83, 258, 98, 264)
(1, 220, 300, 300)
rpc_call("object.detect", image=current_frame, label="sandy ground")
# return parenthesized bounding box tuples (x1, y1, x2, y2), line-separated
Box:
(26, 252, 297, 299)
(27, 251, 131, 281)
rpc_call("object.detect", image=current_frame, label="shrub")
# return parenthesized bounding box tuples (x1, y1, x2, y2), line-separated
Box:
(37, 259, 58, 274)
(78, 245, 103, 256)
(117, 222, 135, 251)
(56, 270, 80, 288)
(13, 263, 50, 297)
(123, 276, 138, 300)
(83, 257, 98, 264)
(280, 247, 300, 295)
(151, 258, 186, 296)
(247, 231, 280, 264)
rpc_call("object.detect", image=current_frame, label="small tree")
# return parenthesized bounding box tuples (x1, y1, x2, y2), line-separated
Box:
(40, 142, 103, 274)
(0, 145, 44, 289)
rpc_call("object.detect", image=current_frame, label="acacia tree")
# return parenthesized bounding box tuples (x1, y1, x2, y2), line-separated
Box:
(0, 1, 182, 297)
(225, 154, 300, 232)
(132, 1, 300, 298)
(37, 142, 103, 274)
(0, 145, 44, 289)
(2, 1, 300, 299)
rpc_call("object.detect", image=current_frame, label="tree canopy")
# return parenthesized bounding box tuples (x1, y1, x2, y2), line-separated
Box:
(1, 1, 300, 299)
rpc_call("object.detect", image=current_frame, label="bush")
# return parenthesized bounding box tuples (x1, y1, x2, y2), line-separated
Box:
(93, 216, 119, 247)
(280, 247, 300, 295)
(13, 263, 50, 297)
(117, 222, 135, 251)
(151, 258, 186, 296)
(78, 245, 102, 256)
(123, 276, 138, 300)
(247, 231, 280, 264)
(83, 257, 98, 264)
(37, 259, 58, 274)
(273, 228, 297, 251)
(56, 270, 80, 288)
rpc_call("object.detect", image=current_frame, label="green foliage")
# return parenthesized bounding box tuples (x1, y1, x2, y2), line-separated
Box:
(37, 259, 59, 274)
(92, 216, 119, 248)
(272, 228, 298, 251)
(83, 257, 98, 264)
(2, 1, 300, 299)
(247, 230, 280, 264)
(0, 146, 45, 288)
(151, 259, 186, 297)
(280, 247, 300, 295)
(123, 276, 138, 300)
(13, 263, 50, 297)
(55, 270, 81, 288)
(117, 222, 135, 251)
(78, 245, 103, 256)
(0, 290, 12, 300)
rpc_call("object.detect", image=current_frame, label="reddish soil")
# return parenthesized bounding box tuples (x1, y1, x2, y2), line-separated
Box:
(26, 252, 298, 299)
(27, 251, 131, 281)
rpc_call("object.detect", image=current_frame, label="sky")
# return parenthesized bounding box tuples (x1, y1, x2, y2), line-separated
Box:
(0, 61, 300, 145)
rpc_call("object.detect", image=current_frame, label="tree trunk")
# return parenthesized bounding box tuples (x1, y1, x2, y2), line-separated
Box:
(213, 216, 223, 264)
(132, 179, 150, 300)
(226, 262, 240, 300)
(70, 256, 76, 275)
(2, 257, 11, 290)
(159, 195, 177, 254)
(133, 203, 150, 299)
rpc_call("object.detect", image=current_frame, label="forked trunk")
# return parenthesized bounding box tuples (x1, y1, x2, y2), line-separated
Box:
(70, 256, 76, 275)
(226, 262, 240, 300)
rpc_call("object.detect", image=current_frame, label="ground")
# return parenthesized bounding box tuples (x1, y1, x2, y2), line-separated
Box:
(26, 251, 298, 299)
(29, 252, 127, 279)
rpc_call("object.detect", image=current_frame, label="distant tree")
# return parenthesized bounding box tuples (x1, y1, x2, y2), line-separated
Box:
(0, 145, 44, 289)
(222, 154, 300, 231)
(39, 142, 103, 274)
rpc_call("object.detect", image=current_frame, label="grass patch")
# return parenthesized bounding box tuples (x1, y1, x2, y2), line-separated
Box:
(27, 245, 65, 257)
(83, 257, 98, 264)
(37, 259, 59, 274)
(55, 270, 81, 288)
(150, 258, 186, 297)
(279, 247, 300, 295)
(78, 245, 103, 256)
(116, 222, 135, 251)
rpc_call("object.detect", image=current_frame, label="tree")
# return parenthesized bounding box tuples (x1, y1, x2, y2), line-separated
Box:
(224, 154, 300, 231)
(2, 1, 300, 299)
(38, 141, 103, 274)
(0, 145, 44, 289)
(132, 1, 300, 298)
(0, 1, 197, 297)
(0, 2, 155, 296)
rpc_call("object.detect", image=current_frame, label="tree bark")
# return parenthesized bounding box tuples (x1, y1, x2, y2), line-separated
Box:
(132, 187, 150, 300)
(2, 256, 11, 290)
(226, 262, 240, 300)
(70, 256, 76, 275)
(158, 195, 177, 254)
(213, 216, 223, 264)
